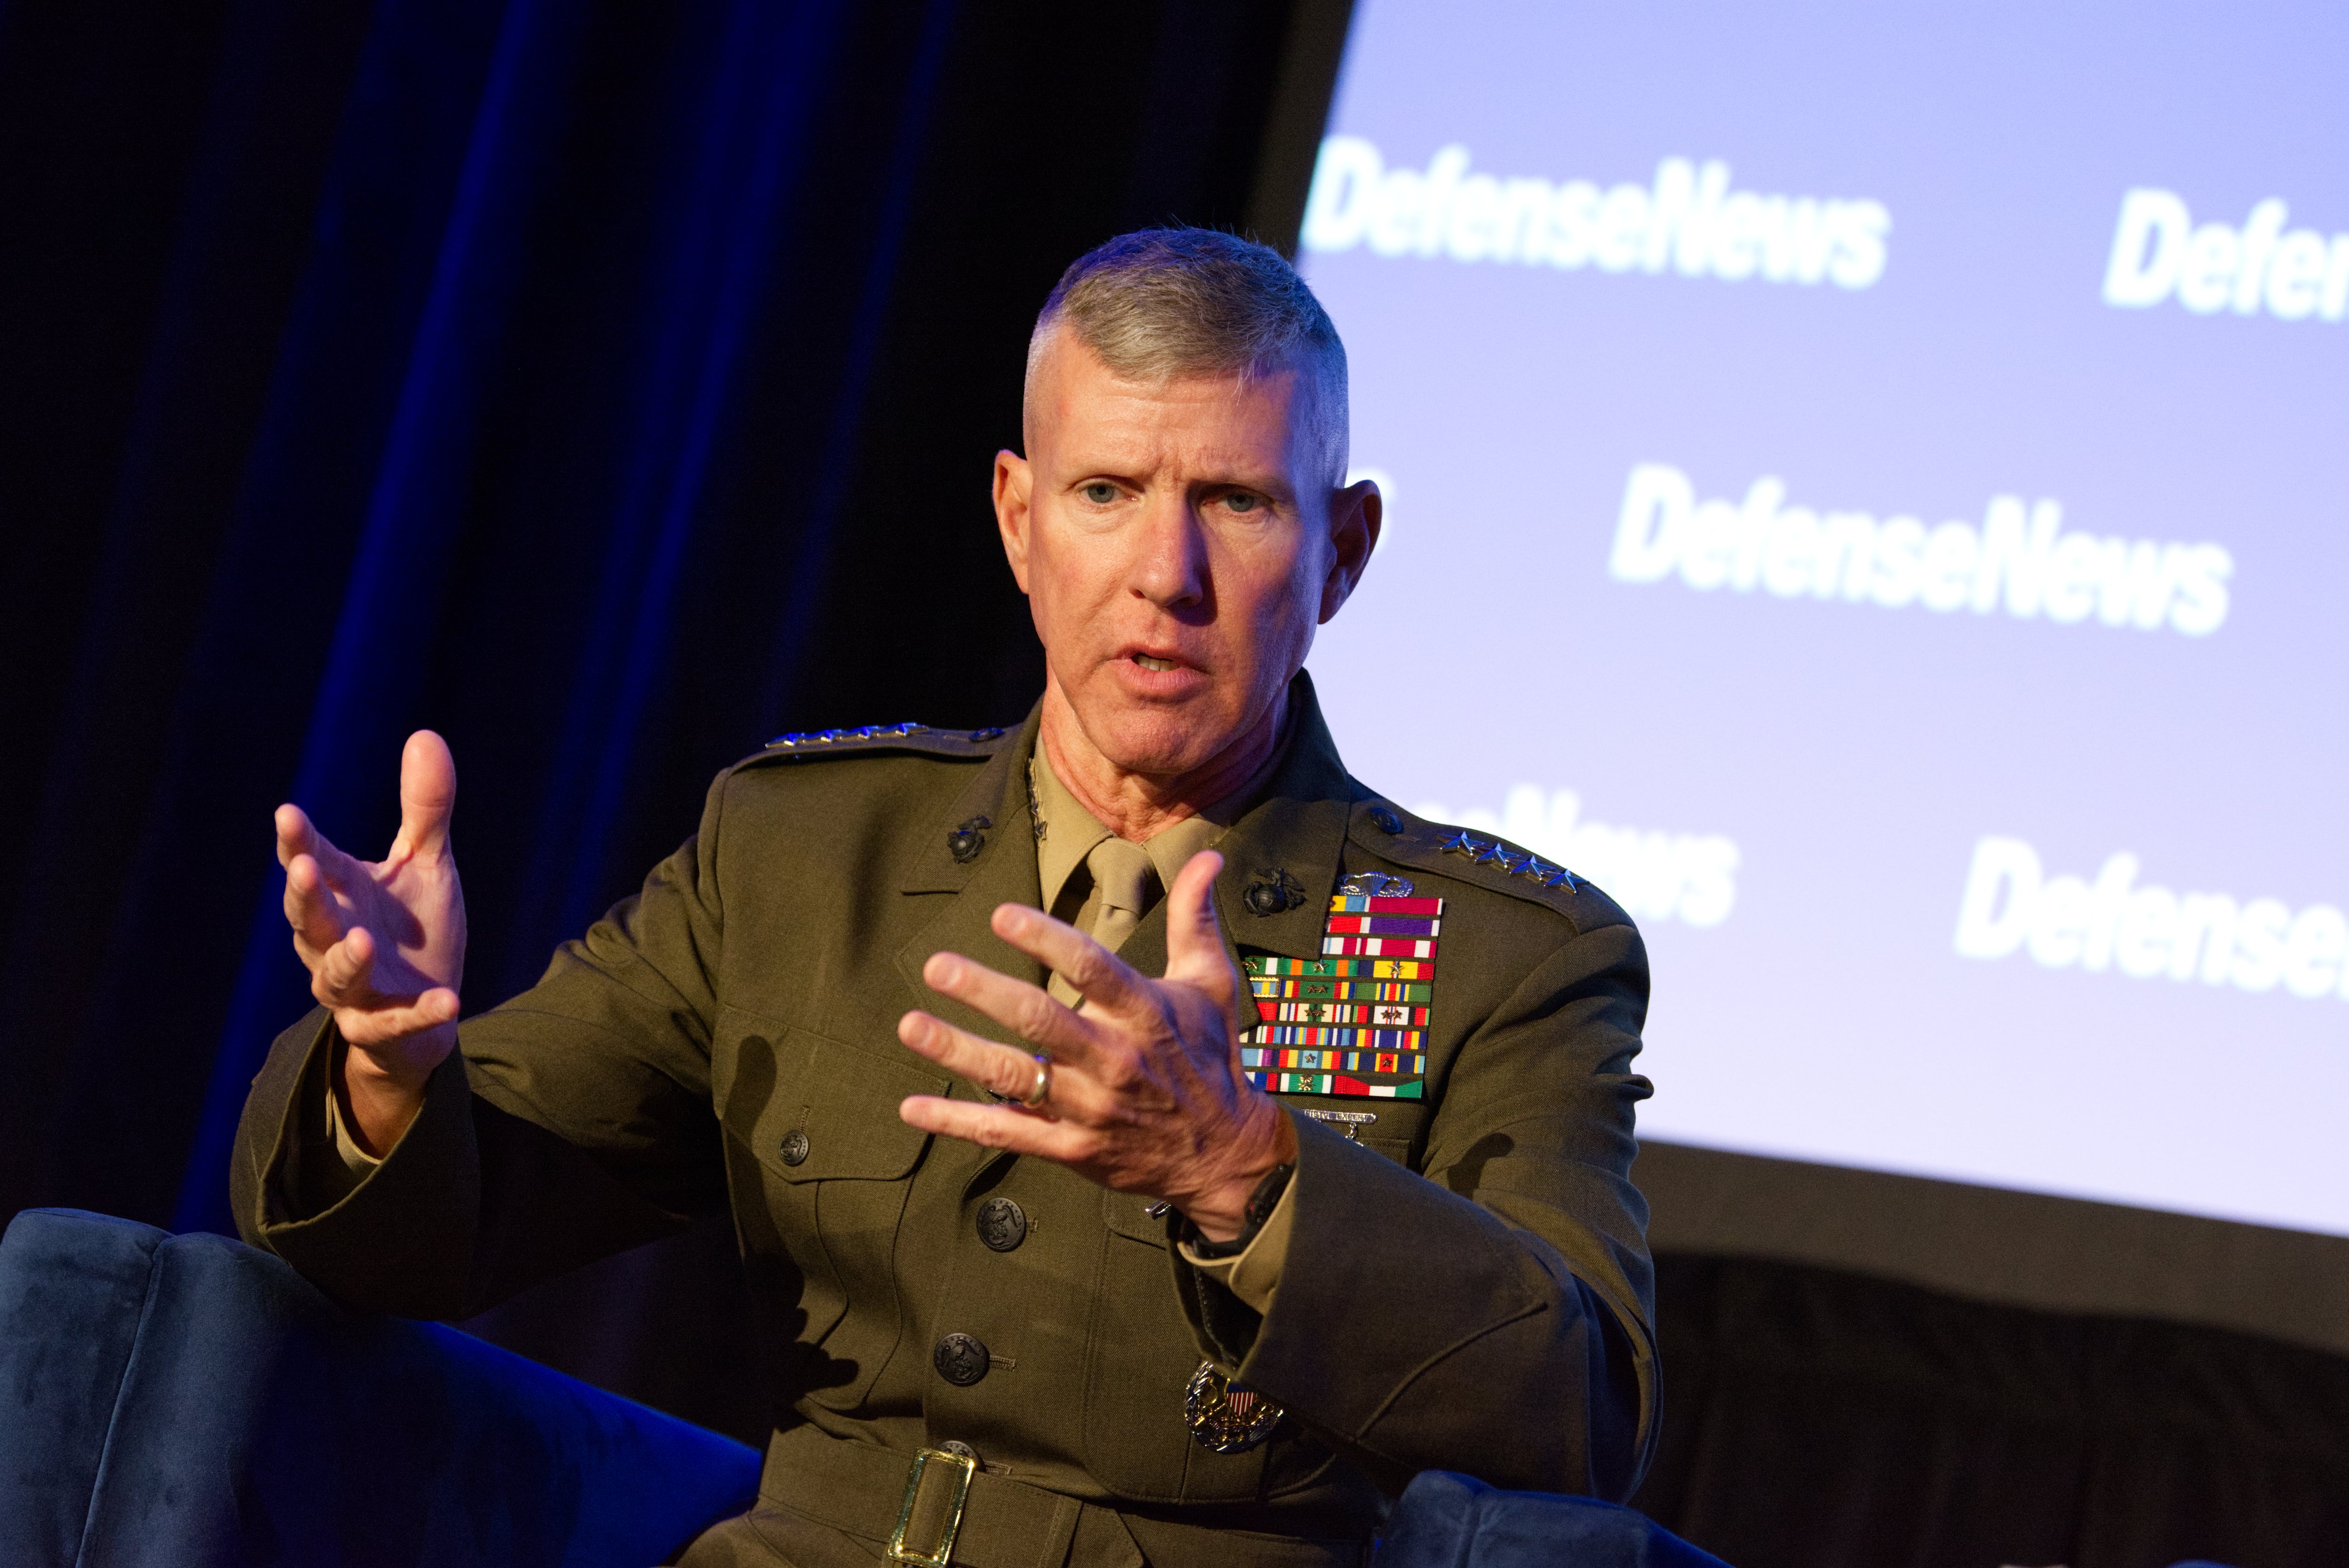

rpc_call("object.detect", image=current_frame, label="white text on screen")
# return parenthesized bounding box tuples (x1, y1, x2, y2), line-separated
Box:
(1955, 836, 2348, 1000)
(2104, 189, 2349, 320)
(1303, 137, 1889, 289)
(1410, 786, 1739, 928)
(1609, 464, 2232, 636)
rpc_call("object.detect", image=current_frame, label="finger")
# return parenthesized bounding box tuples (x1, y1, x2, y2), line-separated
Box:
(983, 903, 1152, 1020)
(919, 948, 1099, 1063)
(1162, 850, 1237, 993)
(275, 803, 314, 869)
(393, 730, 458, 859)
(312, 926, 383, 1009)
(898, 1009, 1089, 1109)
(897, 1093, 1097, 1161)
(340, 987, 460, 1048)
(283, 853, 345, 958)
(278, 803, 365, 888)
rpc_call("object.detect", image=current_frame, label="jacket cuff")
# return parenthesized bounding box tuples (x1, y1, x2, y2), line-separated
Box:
(243, 1015, 482, 1317)
(1231, 1114, 1548, 1434)
(1174, 1178, 1295, 1314)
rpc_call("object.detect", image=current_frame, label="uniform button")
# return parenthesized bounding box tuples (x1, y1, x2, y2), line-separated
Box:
(1370, 807, 1403, 834)
(934, 1332, 990, 1386)
(938, 1440, 979, 1462)
(779, 1129, 810, 1166)
(976, 1196, 1027, 1252)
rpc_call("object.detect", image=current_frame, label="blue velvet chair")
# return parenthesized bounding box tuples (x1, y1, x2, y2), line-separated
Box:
(1, 1206, 1734, 1567)
(1375, 1471, 1730, 1568)
(0, 1208, 759, 1568)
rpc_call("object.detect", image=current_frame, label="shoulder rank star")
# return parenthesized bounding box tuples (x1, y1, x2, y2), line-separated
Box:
(1439, 829, 1580, 891)
(767, 721, 929, 747)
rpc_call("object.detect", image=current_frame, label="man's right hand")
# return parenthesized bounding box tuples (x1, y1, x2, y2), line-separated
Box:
(277, 730, 467, 1157)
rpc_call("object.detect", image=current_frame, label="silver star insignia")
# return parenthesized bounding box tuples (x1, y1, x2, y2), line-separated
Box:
(1438, 830, 1482, 857)
(1543, 866, 1582, 891)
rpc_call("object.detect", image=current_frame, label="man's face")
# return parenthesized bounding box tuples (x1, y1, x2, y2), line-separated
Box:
(995, 331, 1378, 781)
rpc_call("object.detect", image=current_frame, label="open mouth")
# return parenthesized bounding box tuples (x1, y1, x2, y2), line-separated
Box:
(1133, 654, 1179, 672)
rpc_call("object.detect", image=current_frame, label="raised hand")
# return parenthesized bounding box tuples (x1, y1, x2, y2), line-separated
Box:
(276, 730, 467, 1154)
(896, 849, 1297, 1242)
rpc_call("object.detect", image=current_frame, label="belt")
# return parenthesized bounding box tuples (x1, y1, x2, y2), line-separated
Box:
(760, 1424, 1099, 1568)
(756, 1423, 1359, 1568)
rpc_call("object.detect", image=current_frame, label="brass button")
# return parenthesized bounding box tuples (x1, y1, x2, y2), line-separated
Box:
(976, 1196, 1027, 1252)
(779, 1129, 810, 1166)
(934, 1333, 989, 1386)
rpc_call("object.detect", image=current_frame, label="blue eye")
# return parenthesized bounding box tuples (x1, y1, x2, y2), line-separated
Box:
(1225, 492, 1259, 512)
(1082, 482, 1118, 505)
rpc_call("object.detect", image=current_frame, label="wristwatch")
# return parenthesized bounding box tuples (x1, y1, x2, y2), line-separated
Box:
(1176, 1162, 1295, 1260)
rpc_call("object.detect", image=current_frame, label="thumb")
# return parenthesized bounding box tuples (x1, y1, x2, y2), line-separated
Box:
(396, 730, 458, 858)
(1163, 849, 1236, 994)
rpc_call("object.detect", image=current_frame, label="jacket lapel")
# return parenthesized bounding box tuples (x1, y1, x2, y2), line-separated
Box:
(894, 702, 1047, 1085)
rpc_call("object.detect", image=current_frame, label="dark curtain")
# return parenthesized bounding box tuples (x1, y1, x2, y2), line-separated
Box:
(1632, 1255, 2349, 1568)
(0, 0, 1312, 1242)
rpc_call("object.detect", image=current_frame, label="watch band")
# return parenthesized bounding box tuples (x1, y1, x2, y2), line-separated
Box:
(1176, 1162, 1296, 1260)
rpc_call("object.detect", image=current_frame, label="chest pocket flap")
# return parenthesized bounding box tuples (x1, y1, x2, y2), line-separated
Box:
(727, 1023, 946, 1183)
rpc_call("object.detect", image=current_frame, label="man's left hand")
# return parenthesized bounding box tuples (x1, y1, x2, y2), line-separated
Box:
(896, 849, 1296, 1242)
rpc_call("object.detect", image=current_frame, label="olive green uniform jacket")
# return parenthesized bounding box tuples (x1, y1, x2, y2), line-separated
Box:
(232, 675, 1658, 1567)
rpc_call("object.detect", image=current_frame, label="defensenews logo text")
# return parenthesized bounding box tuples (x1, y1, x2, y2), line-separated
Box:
(2104, 188, 2349, 321)
(1304, 138, 1889, 289)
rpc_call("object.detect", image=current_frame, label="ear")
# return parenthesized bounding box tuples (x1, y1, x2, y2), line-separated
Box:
(1317, 477, 1382, 624)
(994, 448, 1034, 594)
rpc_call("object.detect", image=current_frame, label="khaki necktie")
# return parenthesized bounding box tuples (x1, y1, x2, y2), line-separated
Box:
(1049, 836, 1159, 1008)
(1083, 835, 1159, 956)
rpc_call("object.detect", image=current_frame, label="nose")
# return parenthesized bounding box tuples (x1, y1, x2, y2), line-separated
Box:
(1129, 488, 1209, 612)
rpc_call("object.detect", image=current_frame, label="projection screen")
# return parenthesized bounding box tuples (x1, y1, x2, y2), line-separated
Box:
(1299, 0, 2349, 1235)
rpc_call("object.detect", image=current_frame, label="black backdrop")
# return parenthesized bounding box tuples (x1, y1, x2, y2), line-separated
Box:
(0, 0, 1323, 1235)
(3, 6, 2344, 1567)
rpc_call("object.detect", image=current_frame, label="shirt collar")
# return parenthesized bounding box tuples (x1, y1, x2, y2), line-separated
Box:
(1028, 709, 1292, 915)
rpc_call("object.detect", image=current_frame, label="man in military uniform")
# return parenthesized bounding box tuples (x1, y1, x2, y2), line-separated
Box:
(234, 229, 1657, 1566)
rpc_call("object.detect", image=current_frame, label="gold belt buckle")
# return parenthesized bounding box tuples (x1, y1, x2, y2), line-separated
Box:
(887, 1446, 977, 1567)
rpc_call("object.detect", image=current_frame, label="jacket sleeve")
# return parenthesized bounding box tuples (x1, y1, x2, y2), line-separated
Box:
(230, 776, 738, 1320)
(1172, 918, 1658, 1501)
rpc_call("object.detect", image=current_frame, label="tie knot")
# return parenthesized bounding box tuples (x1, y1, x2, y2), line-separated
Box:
(1086, 835, 1158, 919)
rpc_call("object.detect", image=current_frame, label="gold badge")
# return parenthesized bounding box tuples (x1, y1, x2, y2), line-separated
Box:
(1185, 1361, 1283, 1453)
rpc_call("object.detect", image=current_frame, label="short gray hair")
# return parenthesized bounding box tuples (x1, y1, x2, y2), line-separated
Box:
(1026, 228, 1350, 489)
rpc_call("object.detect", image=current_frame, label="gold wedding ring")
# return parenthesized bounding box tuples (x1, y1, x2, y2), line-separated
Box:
(1021, 1052, 1052, 1109)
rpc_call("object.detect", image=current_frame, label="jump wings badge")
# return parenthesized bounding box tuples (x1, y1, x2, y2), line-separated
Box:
(1186, 1361, 1283, 1453)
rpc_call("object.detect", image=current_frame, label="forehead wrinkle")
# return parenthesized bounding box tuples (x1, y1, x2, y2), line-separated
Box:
(1028, 324, 1340, 484)
(1045, 369, 1305, 495)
